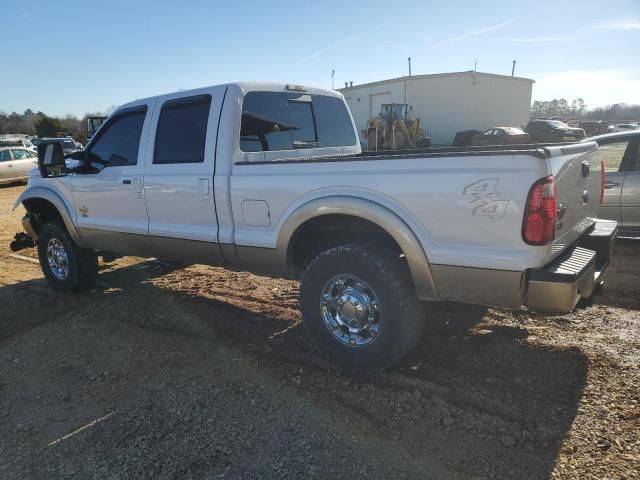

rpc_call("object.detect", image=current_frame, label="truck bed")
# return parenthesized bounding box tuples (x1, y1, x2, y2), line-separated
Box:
(236, 142, 594, 165)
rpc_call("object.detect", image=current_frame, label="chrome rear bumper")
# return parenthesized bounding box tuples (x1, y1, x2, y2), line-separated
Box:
(525, 220, 617, 313)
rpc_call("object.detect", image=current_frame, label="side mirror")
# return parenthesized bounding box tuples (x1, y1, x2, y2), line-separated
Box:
(37, 142, 68, 178)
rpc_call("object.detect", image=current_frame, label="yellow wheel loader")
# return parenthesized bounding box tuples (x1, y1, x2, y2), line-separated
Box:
(364, 103, 431, 151)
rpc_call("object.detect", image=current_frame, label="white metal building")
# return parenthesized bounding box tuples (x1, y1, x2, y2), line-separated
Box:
(338, 71, 534, 145)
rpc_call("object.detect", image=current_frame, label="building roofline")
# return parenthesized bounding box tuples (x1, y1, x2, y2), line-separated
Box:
(338, 71, 535, 91)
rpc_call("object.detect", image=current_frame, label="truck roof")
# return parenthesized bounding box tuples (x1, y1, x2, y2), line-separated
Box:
(118, 82, 342, 111)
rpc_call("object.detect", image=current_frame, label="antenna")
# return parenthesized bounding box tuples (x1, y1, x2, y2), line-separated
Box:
(511, 60, 516, 77)
(408, 57, 412, 76)
(331, 69, 335, 90)
(473, 58, 478, 83)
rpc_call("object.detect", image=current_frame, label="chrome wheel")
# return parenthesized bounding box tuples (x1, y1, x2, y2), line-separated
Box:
(320, 274, 381, 347)
(46, 238, 69, 280)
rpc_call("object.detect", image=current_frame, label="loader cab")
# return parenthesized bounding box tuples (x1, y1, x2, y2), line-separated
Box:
(380, 103, 410, 122)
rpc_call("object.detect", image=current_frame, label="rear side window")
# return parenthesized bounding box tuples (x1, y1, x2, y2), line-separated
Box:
(88, 107, 147, 166)
(240, 92, 355, 152)
(154, 94, 211, 164)
(0, 150, 10, 161)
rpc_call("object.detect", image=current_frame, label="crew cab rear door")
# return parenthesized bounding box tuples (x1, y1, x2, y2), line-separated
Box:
(142, 86, 225, 263)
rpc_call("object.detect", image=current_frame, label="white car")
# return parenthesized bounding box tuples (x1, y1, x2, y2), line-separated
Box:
(0, 147, 38, 184)
(12, 82, 616, 369)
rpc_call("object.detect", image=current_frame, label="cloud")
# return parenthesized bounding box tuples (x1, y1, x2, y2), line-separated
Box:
(531, 70, 640, 107)
(299, 34, 360, 63)
(432, 15, 528, 48)
(590, 18, 640, 30)
(497, 36, 583, 43)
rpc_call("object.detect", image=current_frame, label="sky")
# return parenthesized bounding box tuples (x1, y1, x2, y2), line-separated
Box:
(1, 0, 639, 117)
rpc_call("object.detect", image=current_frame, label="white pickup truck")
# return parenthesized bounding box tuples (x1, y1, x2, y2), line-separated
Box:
(13, 82, 616, 369)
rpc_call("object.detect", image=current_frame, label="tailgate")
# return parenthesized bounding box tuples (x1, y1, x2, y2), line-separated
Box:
(545, 142, 601, 249)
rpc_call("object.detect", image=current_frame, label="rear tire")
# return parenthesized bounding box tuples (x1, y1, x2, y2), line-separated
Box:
(37, 222, 98, 293)
(299, 244, 425, 371)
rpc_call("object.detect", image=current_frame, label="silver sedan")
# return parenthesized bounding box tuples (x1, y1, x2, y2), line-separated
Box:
(0, 147, 38, 184)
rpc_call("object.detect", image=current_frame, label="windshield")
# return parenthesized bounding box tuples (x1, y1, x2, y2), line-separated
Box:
(547, 120, 569, 129)
(63, 140, 76, 149)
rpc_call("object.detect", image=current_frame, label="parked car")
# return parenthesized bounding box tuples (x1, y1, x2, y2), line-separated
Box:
(0, 147, 38, 184)
(612, 123, 639, 133)
(579, 121, 610, 137)
(451, 130, 481, 147)
(12, 82, 615, 370)
(0, 135, 36, 152)
(525, 120, 586, 143)
(37, 137, 82, 155)
(585, 130, 640, 236)
(471, 127, 530, 146)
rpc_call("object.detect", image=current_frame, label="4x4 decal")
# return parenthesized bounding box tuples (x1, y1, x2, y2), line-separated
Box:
(463, 178, 510, 219)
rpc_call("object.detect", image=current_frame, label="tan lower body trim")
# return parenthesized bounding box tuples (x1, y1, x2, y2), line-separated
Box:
(430, 264, 525, 309)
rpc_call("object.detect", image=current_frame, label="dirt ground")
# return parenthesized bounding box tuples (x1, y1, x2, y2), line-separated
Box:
(0, 183, 638, 480)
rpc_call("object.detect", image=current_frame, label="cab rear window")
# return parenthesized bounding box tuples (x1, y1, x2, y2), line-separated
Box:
(240, 92, 355, 152)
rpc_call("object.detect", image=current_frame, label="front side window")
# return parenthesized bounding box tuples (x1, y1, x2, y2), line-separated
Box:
(240, 92, 356, 153)
(88, 107, 147, 166)
(154, 94, 211, 164)
(600, 141, 630, 173)
(12, 149, 29, 159)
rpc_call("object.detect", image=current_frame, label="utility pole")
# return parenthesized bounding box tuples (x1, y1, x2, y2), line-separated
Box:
(331, 69, 335, 90)
(511, 60, 516, 77)
(408, 57, 412, 76)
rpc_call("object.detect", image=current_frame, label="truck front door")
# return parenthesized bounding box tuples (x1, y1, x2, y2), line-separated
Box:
(599, 137, 640, 235)
(142, 87, 225, 264)
(620, 139, 640, 235)
(70, 101, 155, 255)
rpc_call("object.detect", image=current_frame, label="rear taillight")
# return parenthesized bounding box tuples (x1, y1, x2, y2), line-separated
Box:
(523, 175, 557, 245)
(600, 159, 605, 204)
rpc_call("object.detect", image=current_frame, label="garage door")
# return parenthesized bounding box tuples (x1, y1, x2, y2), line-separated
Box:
(370, 93, 391, 118)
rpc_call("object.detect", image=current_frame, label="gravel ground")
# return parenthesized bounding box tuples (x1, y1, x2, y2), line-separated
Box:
(0, 183, 638, 479)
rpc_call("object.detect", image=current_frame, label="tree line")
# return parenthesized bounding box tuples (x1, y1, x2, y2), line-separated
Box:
(531, 99, 640, 122)
(0, 108, 114, 143)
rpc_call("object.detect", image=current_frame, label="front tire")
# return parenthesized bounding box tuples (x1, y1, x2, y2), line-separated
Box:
(299, 244, 425, 371)
(37, 222, 98, 293)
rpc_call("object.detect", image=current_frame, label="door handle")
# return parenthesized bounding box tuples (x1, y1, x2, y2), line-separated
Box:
(197, 178, 211, 201)
(123, 178, 143, 198)
(132, 178, 142, 198)
(604, 181, 620, 189)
